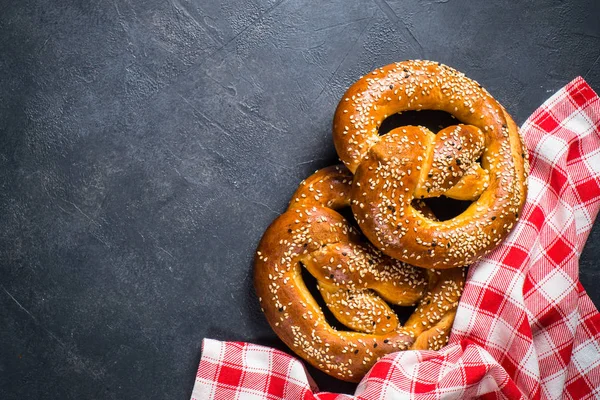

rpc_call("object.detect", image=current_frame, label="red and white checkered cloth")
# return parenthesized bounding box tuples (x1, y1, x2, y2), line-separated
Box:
(191, 77, 600, 400)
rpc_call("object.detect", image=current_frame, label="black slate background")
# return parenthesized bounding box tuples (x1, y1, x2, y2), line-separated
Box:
(1, 0, 599, 398)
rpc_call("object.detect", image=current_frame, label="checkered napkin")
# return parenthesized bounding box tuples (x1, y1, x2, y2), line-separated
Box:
(191, 77, 600, 400)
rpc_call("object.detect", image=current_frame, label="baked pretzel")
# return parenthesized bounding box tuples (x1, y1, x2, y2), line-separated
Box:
(333, 60, 528, 269)
(254, 166, 465, 382)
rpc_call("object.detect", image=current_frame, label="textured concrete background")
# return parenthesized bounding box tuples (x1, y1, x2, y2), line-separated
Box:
(1, 0, 599, 397)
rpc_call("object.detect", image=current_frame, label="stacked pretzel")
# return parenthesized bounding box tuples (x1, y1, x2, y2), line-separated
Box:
(254, 60, 528, 382)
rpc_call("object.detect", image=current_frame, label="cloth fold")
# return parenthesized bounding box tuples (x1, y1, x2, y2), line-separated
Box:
(191, 77, 600, 400)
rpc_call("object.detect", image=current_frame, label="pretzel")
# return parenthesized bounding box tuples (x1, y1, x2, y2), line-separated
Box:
(333, 60, 528, 269)
(254, 166, 465, 382)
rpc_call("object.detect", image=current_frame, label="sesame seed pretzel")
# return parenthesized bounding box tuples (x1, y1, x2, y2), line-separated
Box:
(254, 166, 465, 382)
(333, 60, 529, 269)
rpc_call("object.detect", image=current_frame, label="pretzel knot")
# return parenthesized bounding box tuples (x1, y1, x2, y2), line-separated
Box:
(255, 166, 465, 382)
(333, 60, 529, 269)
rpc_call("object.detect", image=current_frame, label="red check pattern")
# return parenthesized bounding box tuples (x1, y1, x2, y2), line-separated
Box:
(191, 77, 600, 400)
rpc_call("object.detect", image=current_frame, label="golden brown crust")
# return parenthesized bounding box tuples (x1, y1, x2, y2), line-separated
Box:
(332, 60, 528, 268)
(254, 166, 465, 382)
(254, 60, 526, 381)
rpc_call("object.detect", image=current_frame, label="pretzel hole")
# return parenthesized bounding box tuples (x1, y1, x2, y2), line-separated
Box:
(388, 304, 417, 325)
(378, 110, 458, 136)
(336, 206, 360, 231)
(418, 197, 473, 221)
(299, 262, 348, 331)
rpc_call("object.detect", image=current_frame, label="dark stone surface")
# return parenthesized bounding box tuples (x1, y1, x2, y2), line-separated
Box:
(1, 0, 599, 398)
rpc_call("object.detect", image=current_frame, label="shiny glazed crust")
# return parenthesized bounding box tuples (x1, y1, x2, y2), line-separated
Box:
(254, 166, 465, 382)
(333, 60, 529, 268)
